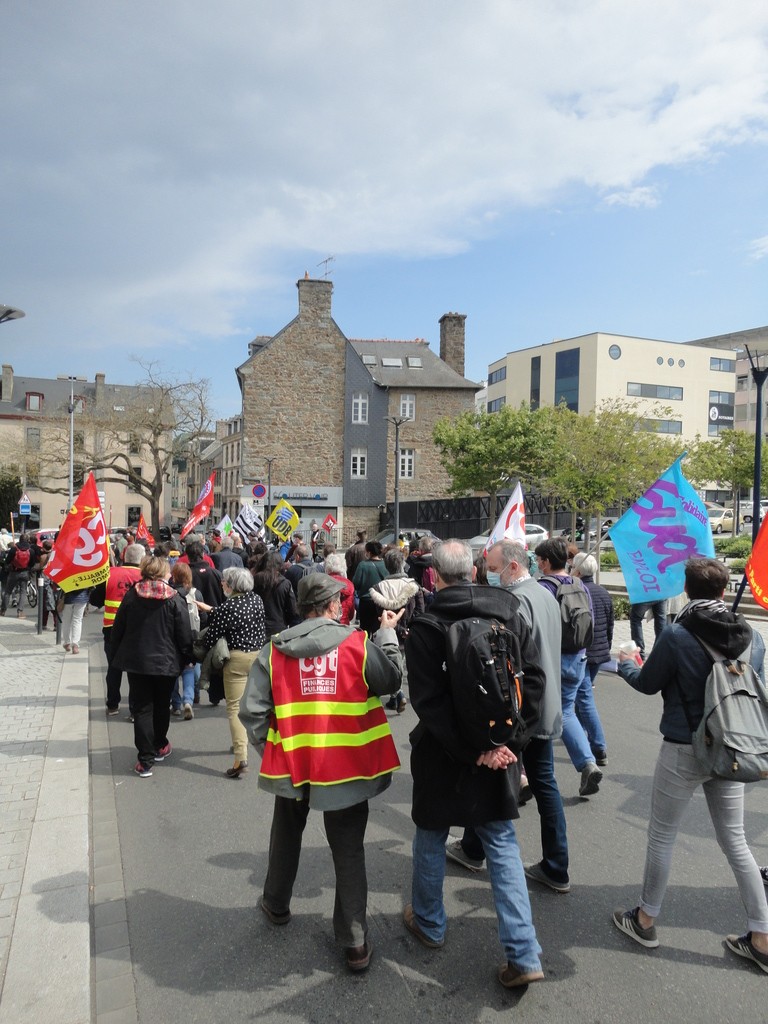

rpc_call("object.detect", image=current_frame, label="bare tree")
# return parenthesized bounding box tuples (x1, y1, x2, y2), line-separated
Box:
(34, 362, 212, 534)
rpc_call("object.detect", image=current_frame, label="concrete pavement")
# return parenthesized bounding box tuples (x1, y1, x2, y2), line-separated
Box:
(2, 598, 768, 1024)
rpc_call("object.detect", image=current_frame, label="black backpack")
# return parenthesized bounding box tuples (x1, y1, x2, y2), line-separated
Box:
(415, 613, 527, 751)
(541, 574, 593, 653)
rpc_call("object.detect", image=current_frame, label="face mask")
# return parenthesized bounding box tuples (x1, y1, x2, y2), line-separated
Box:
(486, 571, 502, 587)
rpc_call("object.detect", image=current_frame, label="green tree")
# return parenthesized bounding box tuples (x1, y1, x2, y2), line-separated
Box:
(0, 468, 23, 532)
(433, 404, 556, 527)
(685, 429, 768, 535)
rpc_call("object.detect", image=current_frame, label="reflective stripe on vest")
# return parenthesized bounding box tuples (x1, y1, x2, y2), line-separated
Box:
(260, 630, 400, 786)
(103, 566, 142, 627)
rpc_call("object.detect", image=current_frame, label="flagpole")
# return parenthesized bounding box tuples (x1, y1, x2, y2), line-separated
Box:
(733, 347, 768, 613)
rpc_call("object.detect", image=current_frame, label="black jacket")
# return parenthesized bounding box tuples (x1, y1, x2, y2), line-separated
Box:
(188, 560, 224, 608)
(253, 574, 299, 638)
(111, 580, 193, 677)
(405, 582, 545, 829)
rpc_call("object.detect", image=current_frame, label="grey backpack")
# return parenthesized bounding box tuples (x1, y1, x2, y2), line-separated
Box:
(687, 636, 768, 783)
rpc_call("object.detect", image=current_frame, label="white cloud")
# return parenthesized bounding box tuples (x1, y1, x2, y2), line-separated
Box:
(603, 187, 661, 209)
(748, 236, 768, 261)
(2, 0, 768, 404)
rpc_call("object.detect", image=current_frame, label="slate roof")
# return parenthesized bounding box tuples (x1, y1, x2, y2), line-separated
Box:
(0, 373, 145, 418)
(348, 339, 479, 390)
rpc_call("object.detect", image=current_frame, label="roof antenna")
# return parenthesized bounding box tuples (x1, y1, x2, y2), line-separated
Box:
(317, 255, 335, 278)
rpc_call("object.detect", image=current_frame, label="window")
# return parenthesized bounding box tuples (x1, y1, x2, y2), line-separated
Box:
(399, 448, 415, 479)
(708, 421, 732, 437)
(350, 448, 367, 478)
(74, 430, 85, 453)
(130, 466, 143, 493)
(26, 427, 40, 449)
(407, 356, 423, 368)
(25, 392, 43, 411)
(737, 375, 749, 392)
(627, 382, 683, 401)
(530, 356, 541, 410)
(128, 432, 142, 455)
(656, 357, 664, 365)
(74, 396, 85, 413)
(112, 405, 125, 412)
(640, 419, 683, 434)
(381, 357, 403, 368)
(26, 462, 40, 487)
(352, 392, 369, 424)
(554, 348, 579, 411)
(126, 506, 142, 527)
(608, 345, 622, 360)
(488, 365, 507, 385)
(400, 393, 415, 420)
(487, 397, 506, 413)
(709, 390, 734, 405)
(710, 357, 736, 372)
(361, 355, 377, 366)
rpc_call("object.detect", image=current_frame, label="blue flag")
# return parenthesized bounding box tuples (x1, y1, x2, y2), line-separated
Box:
(609, 455, 715, 604)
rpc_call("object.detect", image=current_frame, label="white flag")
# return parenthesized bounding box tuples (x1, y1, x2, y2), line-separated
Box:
(483, 482, 526, 555)
(215, 514, 234, 536)
(233, 502, 264, 541)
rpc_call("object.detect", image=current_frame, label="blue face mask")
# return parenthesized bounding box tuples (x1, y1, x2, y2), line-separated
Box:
(486, 571, 502, 587)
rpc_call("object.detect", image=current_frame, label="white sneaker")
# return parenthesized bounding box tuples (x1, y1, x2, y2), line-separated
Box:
(183, 703, 194, 720)
(445, 839, 485, 872)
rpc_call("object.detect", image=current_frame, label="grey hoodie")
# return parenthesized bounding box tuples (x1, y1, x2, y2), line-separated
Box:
(240, 618, 403, 810)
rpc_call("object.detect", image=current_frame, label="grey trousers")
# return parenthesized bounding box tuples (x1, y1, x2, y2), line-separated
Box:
(640, 740, 768, 933)
(263, 795, 369, 947)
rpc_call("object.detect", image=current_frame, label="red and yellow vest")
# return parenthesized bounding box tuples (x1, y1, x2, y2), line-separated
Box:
(103, 565, 142, 628)
(260, 630, 400, 787)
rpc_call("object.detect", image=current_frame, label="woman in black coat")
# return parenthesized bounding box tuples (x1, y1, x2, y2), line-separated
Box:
(111, 555, 193, 777)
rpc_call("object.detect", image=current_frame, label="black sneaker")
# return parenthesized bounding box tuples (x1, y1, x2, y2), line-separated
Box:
(579, 763, 603, 797)
(593, 749, 608, 766)
(612, 907, 659, 948)
(725, 932, 768, 973)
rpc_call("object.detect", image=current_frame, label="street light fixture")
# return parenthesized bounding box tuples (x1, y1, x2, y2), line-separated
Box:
(264, 456, 277, 524)
(0, 305, 25, 324)
(57, 375, 87, 510)
(384, 416, 411, 545)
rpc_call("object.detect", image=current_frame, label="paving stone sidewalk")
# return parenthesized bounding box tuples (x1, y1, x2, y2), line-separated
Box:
(0, 616, 90, 1024)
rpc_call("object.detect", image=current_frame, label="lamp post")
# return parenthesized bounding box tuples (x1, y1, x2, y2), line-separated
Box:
(264, 456, 277, 523)
(0, 305, 25, 324)
(384, 416, 410, 545)
(57, 375, 86, 510)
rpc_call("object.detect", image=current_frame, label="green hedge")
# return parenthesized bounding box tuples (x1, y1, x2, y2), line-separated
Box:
(600, 550, 620, 570)
(612, 595, 630, 620)
(714, 535, 752, 558)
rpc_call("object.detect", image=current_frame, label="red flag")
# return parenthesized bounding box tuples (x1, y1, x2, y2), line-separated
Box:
(322, 513, 337, 533)
(136, 512, 155, 547)
(745, 516, 768, 609)
(180, 471, 216, 540)
(44, 472, 110, 593)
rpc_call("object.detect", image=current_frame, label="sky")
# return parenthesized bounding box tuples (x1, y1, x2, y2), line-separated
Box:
(2, 0, 767, 419)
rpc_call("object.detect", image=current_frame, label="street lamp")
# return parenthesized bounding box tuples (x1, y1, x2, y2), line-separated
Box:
(384, 416, 411, 545)
(57, 375, 87, 510)
(0, 305, 25, 324)
(264, 456, 277, 523)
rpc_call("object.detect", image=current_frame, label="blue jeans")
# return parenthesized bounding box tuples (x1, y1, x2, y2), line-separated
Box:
(575, 669, 607, 756)
(560, 652, 594, 772)
(412, 820, 542, 971)
(630, 601, 667, 657)
(640, 741, 768, 931)
(460, 738, 569, 884)
(172, 663, 200, 710)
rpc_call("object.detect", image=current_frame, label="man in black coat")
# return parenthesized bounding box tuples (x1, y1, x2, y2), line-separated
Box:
(404, 539, 546, 990)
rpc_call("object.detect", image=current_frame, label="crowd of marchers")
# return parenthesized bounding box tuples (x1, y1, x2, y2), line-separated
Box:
(3, 521, 768, 985)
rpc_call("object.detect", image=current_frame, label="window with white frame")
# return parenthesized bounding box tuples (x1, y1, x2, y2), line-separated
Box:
(400, 393, 415, 420)
(352, 392, 369, 424)
(351, 447, 367, 478)
(399, 448, 415, 479)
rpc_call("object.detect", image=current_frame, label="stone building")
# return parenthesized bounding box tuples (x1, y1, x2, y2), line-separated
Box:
(236, 277, 478, 541)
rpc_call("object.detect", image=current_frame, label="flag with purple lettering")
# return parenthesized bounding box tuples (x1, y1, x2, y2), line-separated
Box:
(609, 455, 714, 604)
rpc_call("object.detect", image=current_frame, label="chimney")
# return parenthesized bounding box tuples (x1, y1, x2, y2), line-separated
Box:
(439, 313, 467, 377)
(95, 373, 105, 404)
(1, 364, 12, 403)
(249, 335, 271, 358)
(297, 277, 333, 322)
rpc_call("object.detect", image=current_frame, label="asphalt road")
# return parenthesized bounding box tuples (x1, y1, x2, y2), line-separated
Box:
(88, 615, 768, 1024)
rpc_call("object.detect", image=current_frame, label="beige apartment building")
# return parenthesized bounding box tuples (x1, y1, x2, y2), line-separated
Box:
(486, 331, 738, 442)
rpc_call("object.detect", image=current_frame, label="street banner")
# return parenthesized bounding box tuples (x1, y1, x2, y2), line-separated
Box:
(484, 482, 526, 555)
(215, 514, 234, 536)
(609, 455, 714, 604)
(135, 512, 155, 547)
(265, 498, 299, 541)
(180, 471, 216, 540)
(745, 514, 768, 609)
(233, 502, 264, 541)
(44, 472, 110, 592)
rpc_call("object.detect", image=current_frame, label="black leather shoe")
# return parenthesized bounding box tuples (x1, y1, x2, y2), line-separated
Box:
(346, 940, 373, 972)
(225, 762, 248, 779)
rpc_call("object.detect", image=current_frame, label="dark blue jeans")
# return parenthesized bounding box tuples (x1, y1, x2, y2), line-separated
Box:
(629, 600, 667, 657)
(460, 737, 569, 883)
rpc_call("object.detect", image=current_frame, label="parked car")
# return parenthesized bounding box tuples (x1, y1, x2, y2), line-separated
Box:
(707, 506, 736, 534)
(374, 528, 441, 548)
(24, 527, 59, 547)
(469, 523, 549, 557)
(741, 500, 768, 525)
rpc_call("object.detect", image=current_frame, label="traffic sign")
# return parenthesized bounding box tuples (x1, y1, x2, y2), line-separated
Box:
(19, 492, 31, 515)
(252, 483, 267, 499)
(19, 492, 30, 505)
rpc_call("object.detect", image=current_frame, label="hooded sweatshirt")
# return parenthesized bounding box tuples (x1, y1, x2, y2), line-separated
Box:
(239, 617, 403, 810)
(111, 578, 193, 676)
(618, 600, 765, 742)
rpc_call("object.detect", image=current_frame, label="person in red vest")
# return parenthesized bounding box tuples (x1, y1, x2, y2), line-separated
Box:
(240, 573, 404, 974)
